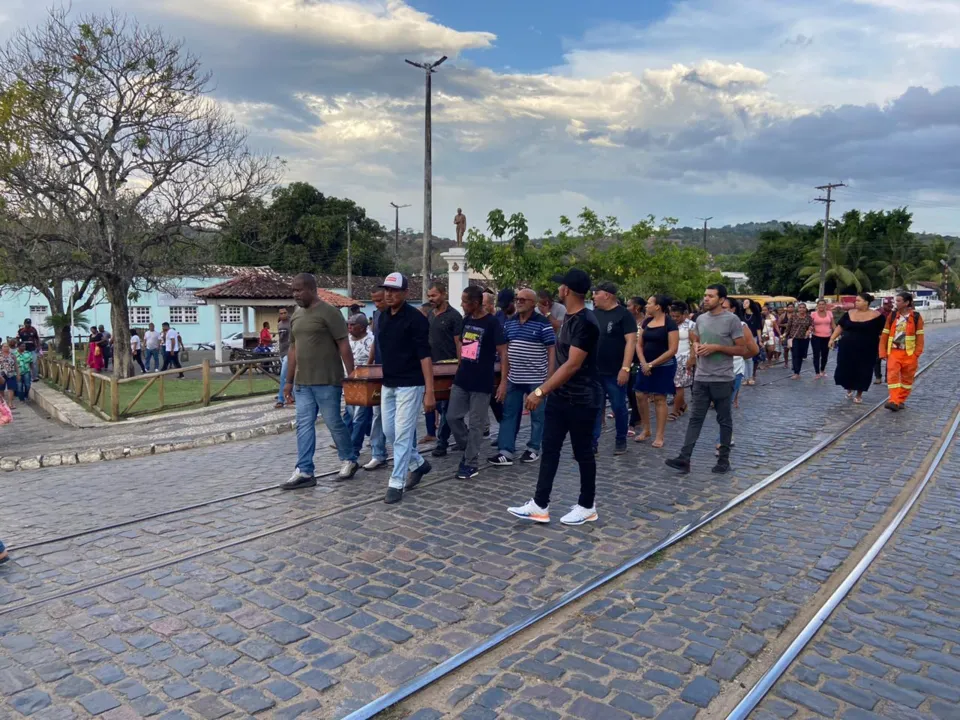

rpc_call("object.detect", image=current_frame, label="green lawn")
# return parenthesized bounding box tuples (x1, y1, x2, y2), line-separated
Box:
(117, 375, 279, 415)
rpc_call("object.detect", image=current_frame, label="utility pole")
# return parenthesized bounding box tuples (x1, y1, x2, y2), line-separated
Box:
(814, 183, 845, 300)
(405, 55, 447, 302)
(696, 217, 713, 251)
(390, 202, 411, 266)
(346, 220, 352, 299)
(941, 259, 950, 323)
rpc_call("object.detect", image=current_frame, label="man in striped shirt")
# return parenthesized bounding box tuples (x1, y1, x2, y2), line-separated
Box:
(490, 288, 557, 465)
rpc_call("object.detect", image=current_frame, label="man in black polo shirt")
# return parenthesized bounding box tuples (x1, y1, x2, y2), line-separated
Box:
(426, 281, 462, 456)
(508, 268, 603, 526)
(376, 272, 436, 504)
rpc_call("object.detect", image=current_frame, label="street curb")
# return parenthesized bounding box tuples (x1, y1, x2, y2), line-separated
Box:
(0, 419, 299, 472)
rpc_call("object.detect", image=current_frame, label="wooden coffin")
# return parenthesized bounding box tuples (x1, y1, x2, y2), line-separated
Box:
(343, 361, 501, 407)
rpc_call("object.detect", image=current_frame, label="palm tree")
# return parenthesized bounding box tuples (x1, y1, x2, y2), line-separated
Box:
(798, 223, 871, 295)
(869, 208, 916, 289)
(908, 236, 960, 287)
(47, 311, 90, 360)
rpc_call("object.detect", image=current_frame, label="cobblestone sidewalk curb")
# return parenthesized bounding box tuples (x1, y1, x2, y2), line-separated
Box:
(0, 419, 298, 472)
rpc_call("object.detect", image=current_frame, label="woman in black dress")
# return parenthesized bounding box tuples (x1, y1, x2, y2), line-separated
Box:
(829, 292, 886, 403)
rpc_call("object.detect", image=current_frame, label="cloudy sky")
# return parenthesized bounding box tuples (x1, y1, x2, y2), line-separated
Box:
(2, 0, 959, 236)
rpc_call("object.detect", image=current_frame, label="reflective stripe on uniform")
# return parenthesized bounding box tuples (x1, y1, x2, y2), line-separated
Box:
(888, 383, 902, 389)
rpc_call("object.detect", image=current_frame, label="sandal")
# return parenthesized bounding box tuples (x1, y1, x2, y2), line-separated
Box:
(651, 439, 664, 449)
(274, 402, 284, 409)
(853, 397, 863, 404)
(634, 431, 651, 443)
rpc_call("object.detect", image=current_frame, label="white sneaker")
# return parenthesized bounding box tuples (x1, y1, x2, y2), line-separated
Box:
(507, 499, 550, 523)
(338, 460, 359, 480)
(287, 467, 311, 483)
(363, 458, 387, 471)
(560, 505, 598, 526)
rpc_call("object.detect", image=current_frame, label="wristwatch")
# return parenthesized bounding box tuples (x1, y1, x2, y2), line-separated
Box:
(534, 387, 544, 398)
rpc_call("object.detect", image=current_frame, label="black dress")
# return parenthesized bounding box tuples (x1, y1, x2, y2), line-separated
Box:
(833, 312, 886, 392)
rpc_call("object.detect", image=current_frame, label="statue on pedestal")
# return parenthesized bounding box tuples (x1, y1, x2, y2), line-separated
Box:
(454, 208, 467, 246)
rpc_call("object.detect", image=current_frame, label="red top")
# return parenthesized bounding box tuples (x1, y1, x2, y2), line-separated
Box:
(260, 328, 272, 345)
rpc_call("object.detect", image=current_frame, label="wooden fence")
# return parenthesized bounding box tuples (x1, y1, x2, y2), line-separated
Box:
(39, 357, 280, 421)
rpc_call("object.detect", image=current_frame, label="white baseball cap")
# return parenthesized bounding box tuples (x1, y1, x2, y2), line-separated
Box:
(379, 272, 408, 290)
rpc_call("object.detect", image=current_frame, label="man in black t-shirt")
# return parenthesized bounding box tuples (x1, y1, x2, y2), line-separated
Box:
(426, 282, 462, 455)
(508, 268, 603, 527)
(17, 319, 40, 380)
(591, 282, 637, 455)
(448, 286, 508, 479)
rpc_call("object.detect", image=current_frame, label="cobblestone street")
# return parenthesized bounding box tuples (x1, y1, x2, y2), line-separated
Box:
(1, 325, 960, 719)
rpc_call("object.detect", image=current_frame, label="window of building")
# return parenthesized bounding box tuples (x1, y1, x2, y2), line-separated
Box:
(169, 306, 198, 324)
(221, 306, 243, 324)
(129, 306, 152, 325)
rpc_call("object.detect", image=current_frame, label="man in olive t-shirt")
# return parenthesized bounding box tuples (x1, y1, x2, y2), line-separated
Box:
(281, 273, 360, 490)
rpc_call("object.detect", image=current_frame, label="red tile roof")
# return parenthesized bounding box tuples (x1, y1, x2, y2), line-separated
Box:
(195, 270, 359, 306)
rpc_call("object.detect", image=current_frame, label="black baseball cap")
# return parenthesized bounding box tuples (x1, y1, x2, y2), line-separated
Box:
(497, 289, 515, 309)
(550, 268, 591, 295)
(591, 281, 618, 295)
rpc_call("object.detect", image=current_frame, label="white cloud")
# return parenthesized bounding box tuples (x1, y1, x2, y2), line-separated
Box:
(2, 0, 960, 235)
(162, 0, 494, 53)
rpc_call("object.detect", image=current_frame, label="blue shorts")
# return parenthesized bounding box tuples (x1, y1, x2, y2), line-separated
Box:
(3, 376, 17, 393)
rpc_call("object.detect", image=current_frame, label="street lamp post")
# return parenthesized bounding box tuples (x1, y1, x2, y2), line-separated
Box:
(390, 202, 411, 266)
(405, 55, 447, 302)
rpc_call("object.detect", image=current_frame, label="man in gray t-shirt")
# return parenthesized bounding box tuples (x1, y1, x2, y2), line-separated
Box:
(666, 285, 748, 473)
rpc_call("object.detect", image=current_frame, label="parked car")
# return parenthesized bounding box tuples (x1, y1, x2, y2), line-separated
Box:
(222, 331, 245, 350)
(914, 297, 944, 310)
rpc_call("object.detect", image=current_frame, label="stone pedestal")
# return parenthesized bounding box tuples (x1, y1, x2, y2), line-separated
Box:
(441, 246, 469, 303)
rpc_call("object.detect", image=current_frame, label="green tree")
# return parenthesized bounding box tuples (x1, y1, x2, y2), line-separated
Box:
(797, 212, 873, 295)
(0, 9, 279, 377)
(216, 182, 391, 277)
(867, 208, 916, 290)
(743, 224, 817, 297)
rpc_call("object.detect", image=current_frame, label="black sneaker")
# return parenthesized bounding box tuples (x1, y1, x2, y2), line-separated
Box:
(457, 463, 479, 480)
(405, 460, 432, 490)
(280, 470, 317, 490)
(489, 453, 513, 466)
(665, 457, 691, 473)
(712, 460, 730, 474)
(614, 441, 627, 455)
(384, 487, 403, 504)
(432, 446, 448, 457)
(519, 450, 540, 463)
(884, 401, 898, 412)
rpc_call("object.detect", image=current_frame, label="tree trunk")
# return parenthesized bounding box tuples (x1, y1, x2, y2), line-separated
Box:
(104, 280, 134, 378)
(58, 325, 72, 359)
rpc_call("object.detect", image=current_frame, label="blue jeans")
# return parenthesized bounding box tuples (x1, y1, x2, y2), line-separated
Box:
(343, 405, 373, 457)
(370, 406, 387, 462)
(497, 382, 545, 457)
(294, 384, 357, 476)
(17, 373, 31, 402)
(145, 348, 161, 371)
(593, 375, 629, 446)
(382, 385, 426, 490)
(428, 400, 453, 450)
(276, 355, 289, 404)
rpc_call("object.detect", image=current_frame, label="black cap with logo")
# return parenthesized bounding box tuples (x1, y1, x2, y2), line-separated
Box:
(550, 268, 591, 295)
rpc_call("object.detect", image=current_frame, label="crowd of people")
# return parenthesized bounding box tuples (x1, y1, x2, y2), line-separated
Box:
(274, 263, 931, 524)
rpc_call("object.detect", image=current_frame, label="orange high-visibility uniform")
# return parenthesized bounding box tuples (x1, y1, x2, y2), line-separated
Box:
(879, 310, 924, 405)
